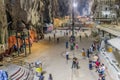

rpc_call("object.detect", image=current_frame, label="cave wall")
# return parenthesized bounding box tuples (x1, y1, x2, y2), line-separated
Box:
(4, 0, 59, 27)
(0, 0, 8, 44)
(5, 0, 41, 28)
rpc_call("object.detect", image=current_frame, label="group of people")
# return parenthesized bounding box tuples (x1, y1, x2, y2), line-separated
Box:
(81, 42, 100, 59)
(87, 42, 106, 80)
(66, 41, 79, 51)
(71, 57, 79, 69)
(89, 54, 106, 80)
(35, 60, 53, 80)
(48, 33, 59, 43)
(65, 38, 106, 80)
(39, 73, 53, 80)
(81, 43, 106, 80)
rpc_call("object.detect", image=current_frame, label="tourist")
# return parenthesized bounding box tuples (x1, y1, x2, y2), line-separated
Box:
(54, 33, 55, 40)
(92, 43, 96, 51)
(86, 49, 90, 58)
(89, 60, 92, 70)
(98, 66, 103, 80)
(76, 58, 79, 69)
(89, 46, 93, 54)
(79, 35, 81, 41)
(13, 44, 17, 52)
(93, 54, 99, 63)
(75, 43, 79, 50)
(48, 74, 53, 80)
(57, 38, 59, 43)
(66, 32, 68, 36)
(81, 48, 86, 58)
(101, 76, 105, 80)
(70, 43, 74, 51)
(101, 64, 106, 75)
(97, 44, 100, 52)
(39, 73, 44, 80)
(95, 60, 100, 72)
(65, 41, 69, 49)
(72, 57, 76, 68)
(49, 36, 51, 42)
(73, 42, 75, 47)
(35, 60, 42, 68)
(66, 51, 69, 61)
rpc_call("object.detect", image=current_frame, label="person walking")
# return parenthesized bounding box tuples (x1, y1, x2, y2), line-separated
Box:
(65, 41, 69, 49)
(72, 57, 76, 68)
(54, 33, 55, 40)
(92, 43, 96, 51)
(97, 44, 100, 52)
(70, 43, 74, 51)
(89, 46, 93, 54)
(49, 36, 51, 42)
(81, 48, 86, 58)
(86, 49, 90, 58)
(57, 38, 59, 43)
(66, 32, 68, 36)
(101, 64, 106, 75)
(39, 73, 44, 80)
(66, 51, 69, 62)
(79, 35, 81, 41)
(76, 58, 79, 69)
(75, 43, 79, 50)
(48, 74, 53, 80)
(89, 60, 92, 70)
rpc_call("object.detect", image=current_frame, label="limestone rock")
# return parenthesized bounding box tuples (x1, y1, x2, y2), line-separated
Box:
(0, 0, 8, 44)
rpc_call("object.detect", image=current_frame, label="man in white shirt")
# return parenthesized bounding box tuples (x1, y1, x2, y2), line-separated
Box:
(66, 51, 69, 61)
(101, 64, 106, 74)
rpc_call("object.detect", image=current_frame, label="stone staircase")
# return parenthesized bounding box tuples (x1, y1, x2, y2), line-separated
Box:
(0, 64, 34, 80)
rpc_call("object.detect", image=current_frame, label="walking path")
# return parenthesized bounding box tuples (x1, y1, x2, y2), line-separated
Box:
(25, 29, 112, 80)
(0, 29, 113, 80)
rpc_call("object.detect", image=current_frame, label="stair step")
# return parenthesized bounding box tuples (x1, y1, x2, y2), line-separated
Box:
(11, 67, 24, 80)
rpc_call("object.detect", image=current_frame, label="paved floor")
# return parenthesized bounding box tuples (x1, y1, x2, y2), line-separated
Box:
(23, 29, 113, 80)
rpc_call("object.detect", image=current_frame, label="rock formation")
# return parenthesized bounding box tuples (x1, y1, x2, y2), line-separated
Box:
(0, 0, 8, 44)
(0, 0, 95, 44)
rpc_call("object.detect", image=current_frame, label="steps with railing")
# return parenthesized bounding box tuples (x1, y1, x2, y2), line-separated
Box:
(0, 64, 34, 80)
